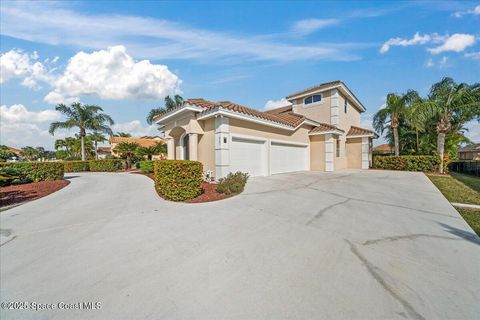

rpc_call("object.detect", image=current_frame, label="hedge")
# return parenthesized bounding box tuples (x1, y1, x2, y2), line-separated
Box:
(154, 160, 203, 201)
(216, 171, 249, 194)
(373, 155, 441, 172)
(0, 162, 64, 182)
(139, 160, 154, 173)
(89, 159, 123, 172)
(64, 161, 90, 172)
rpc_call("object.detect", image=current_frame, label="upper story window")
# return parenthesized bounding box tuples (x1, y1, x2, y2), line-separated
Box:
(344, 99, 348, 113)
(304, 94, 322, 105)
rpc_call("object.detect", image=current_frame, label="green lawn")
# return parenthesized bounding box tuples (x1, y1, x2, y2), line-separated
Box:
(427, 173, 480, 236)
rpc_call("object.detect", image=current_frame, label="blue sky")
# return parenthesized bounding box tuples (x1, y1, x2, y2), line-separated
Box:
(1, 0, 479, 148)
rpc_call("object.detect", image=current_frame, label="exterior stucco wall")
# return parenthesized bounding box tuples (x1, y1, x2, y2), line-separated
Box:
(291, 90, 332, 124)
(346, 138, 362, 169)
(337, 94, 361, 133)
(163, 111, 203, 138)
(198, 118, 215, 173)
(334, 136, 347, 170)
(310, 135, 325, 171)
(228, 118, 311, 142)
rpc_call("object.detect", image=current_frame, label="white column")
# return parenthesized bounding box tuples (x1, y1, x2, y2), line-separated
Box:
(215, 116, 230, 179)
(167, 138, 175, 160)
(330, 89, 339, 126)
(188, 133, 198, 161)
(325, 134, 334, 172)
(361, 137, 369, 169)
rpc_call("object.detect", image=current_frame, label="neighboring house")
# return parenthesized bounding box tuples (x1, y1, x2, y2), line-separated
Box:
(154, 80, 377, 179)
(109, 136, 165, 160)
(97, 147, 111, 159)
(7, 146, 21, 155)
(458, 143, 480, 160)
(373, 144, 394, 155)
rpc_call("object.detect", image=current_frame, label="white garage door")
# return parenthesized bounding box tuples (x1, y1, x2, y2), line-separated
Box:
(230, 136, 267, 177)
(270, 141, 308, 174)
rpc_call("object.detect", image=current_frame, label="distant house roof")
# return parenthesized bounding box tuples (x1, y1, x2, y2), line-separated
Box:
(373, 144, 393, 152)
(7, 146, 21, 154)
(109, 137, 165, 148)
(97, 147, 111, 154)
(458, 143, 480, 152)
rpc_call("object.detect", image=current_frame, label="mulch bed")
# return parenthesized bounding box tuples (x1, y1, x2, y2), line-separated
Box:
(132, 172, 233, 203)
(0, 180, 70, 208)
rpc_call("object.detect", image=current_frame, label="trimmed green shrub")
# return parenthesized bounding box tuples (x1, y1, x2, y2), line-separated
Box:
(89, 159, 123, 172)
(373, 155, 441, 172)
(154, 160, 203, 201)
(216, 171, 249, 194)
(139, 160, 154, 173)
(0, 167, 21, 186)
(64, 161, 90, 172)
(0, 162, 64, 183)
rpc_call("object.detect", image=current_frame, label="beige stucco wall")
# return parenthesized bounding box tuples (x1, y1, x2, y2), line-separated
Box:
(337, 94, 361, 133)
(346, 138, 362, 169)
(197, 118, 215, 173)
(310, 135, 325, 171)
(163, 111, 203, 138)
(229, 118, 312, 142)
(291, 90, 332, 124)
(334, 136, 347, 170)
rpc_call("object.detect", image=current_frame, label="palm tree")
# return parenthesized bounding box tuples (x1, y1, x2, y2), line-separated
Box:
(136, 143, 167, 160)
(49, 103, 114, 161)
(89, 132, 107, 160)
(413, 78, 480, 173)
(146, 95, 184, 124)
(373, 90, 418, 156)
(20, 146, 40, 161)
(114, 142, 140, 169)
(114, 132, 132, 137)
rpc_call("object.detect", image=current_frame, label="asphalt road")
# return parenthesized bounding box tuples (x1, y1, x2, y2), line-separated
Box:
(1, 170, 479, 319)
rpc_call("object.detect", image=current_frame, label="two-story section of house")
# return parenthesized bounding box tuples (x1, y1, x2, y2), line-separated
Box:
(154, 80, 377, 180)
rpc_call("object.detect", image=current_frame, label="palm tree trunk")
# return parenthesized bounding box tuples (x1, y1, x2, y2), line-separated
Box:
(416, 129, 419, 154)
(95, 141, 98, 160)
(393, 126, 400, 156)
(81, 136, 86, 161)
(437, 132, 446, 174)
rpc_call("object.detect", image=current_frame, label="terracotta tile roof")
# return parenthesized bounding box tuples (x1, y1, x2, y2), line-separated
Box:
(309, 123, 344, 134)
(7, 146, 21, 154)
(373, 144, 393, 152)
(110, 137, 165, 147)
(97, 147, 111, 153)
(185, 98, 217, 108)
(265, 105, 293, 114)
(347, 126, 378, 137)
(286, 80, 342, 99)
(458, 143, 480, 152)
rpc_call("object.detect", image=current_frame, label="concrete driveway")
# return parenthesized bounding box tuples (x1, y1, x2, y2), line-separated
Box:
(1, 170, 479, 319)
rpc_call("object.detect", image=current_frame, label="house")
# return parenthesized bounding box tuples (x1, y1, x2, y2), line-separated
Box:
(96, 147, 111, 159)
(373, 143, 394, 154)
(109, 136, 165, 160)
(458, 143, 480, 160)
(154, 80, 377, 179)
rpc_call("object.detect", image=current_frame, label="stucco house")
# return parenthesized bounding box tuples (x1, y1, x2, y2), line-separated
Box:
(154, 80, 377, 180)
(458, 143, 480, 160)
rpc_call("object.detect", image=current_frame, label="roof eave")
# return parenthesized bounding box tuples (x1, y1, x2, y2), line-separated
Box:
(154, 104, 205, 124)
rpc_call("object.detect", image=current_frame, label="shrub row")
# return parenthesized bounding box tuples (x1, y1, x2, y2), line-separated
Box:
(216, 171, 249, 194)
(373, 155, 441, 172)
(154, 160, 203, 201)
(0, 162, 64, 183)
(63, 160, 124, 172)
(138, 160, 154, 173)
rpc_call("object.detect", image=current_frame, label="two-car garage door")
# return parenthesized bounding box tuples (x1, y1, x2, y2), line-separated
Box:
(229, 136, 308, 177)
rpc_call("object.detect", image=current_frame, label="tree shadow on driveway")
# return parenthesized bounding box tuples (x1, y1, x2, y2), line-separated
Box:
(438, 222, 480, 246)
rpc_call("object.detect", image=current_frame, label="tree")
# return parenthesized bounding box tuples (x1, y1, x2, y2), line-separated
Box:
(373, 90, 419, 156)
(146, 95, 184, 124)
(136, 143, 167, 160)
(114, 132, 132, 137)
(114, 142, 140, 169)
(0, 145, 16, 162)
(89, 132, 107, 160)
(20, 146, 40, 161)
(413, 78, 480, 173)
(49, 103, 114, 161)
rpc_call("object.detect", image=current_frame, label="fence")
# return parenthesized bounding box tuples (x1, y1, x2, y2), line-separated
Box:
(448, 161, 480, 177)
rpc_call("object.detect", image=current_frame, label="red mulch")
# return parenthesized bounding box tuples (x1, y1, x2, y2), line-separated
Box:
(0, 180, 70, 208)
(132, 172, 233, 203)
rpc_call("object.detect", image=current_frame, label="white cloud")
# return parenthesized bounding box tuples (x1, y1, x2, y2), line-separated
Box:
(425, 56, 449, 68)
(0, 104, 60, 123)
(43, 92, 80, 105)
(0, 1, 359, 62)
(0, 49, 52, 89)
(292, 19, 340, 35)
(44, 46, 181, 103)
(464, 51, 480, 60)
(426, 58, 435, 67)
(263, 98, 292, 111)
(380, 32, 431, 53)
(453, 5, 480, 18)
(111, 120, 159, 138)
(428, 34, 475, 54)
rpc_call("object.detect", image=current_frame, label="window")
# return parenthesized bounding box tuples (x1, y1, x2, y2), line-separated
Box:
(304, 94, 322, 105)
(344, 99, 348, 113)
(336, 139, 340, 157)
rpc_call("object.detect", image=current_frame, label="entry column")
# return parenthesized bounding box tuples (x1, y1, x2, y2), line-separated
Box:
(167, 138, 175, 160)
(188, 133, 198, 161)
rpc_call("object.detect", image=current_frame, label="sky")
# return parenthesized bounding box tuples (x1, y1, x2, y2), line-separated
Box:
(1, 0, 479, 149)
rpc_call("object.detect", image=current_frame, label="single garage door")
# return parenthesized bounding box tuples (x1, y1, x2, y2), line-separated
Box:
(230, 136, 267, 177)
(270, 141, 308, 174)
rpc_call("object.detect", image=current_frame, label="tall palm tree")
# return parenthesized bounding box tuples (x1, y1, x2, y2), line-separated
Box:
(114, 142, 140, 169)
(49, 103, 114, 161)
(147, 95, 184, 124)
(373, 90, 418, 156)
(89, 132, 107, 160)
(413, 78, 480, 173)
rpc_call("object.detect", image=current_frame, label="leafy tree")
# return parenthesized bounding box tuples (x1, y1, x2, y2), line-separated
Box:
(413, 78, 480, 173)
(0, 145, 16, 162)
(114, 142, 140, 169)
(146, 95, 184, 124)
(136, 143, 167, 160)
(114, 132, 132, 137)
(20, 146, 40, 161)
(373, 91, 419, 156)
(89, 132, 107, 160)
(49, 103, 114, 161)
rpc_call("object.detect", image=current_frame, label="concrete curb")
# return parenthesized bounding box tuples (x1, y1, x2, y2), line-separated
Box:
(451, 202, 480, 209)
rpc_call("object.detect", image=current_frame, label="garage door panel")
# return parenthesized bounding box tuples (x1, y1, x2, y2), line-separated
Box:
(270, 142, 308, 174)
(230, 137, 266, 177)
